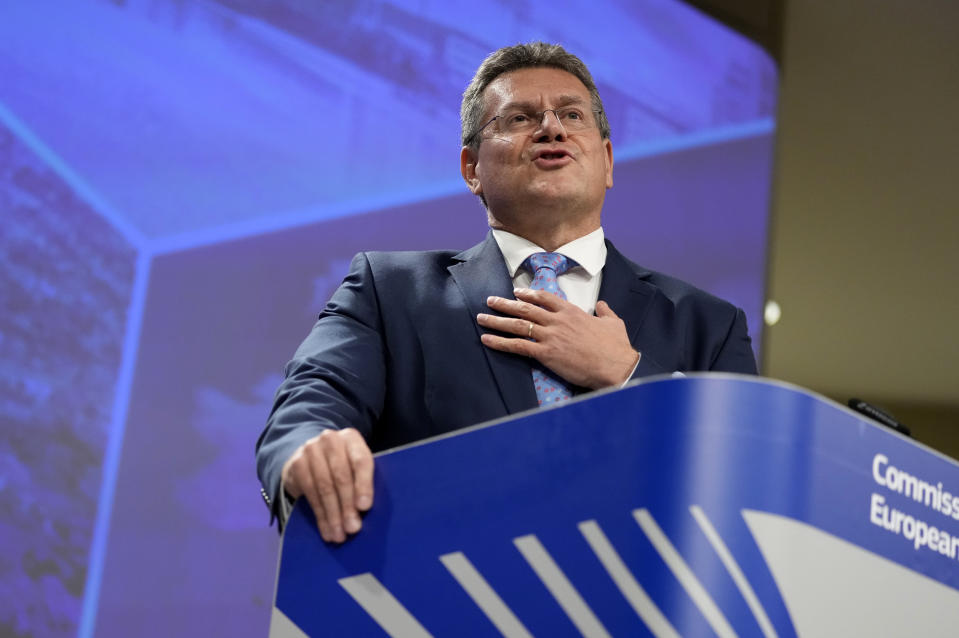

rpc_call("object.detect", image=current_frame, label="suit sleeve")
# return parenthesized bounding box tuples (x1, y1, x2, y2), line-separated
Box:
(255, 252, 386, 527)
(709, 307, 758, 374)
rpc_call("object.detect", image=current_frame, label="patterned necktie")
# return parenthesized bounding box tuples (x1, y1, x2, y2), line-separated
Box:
(523, 252, 576, 405)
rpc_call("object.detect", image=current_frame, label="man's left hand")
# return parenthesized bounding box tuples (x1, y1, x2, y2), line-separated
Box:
(477, 288, 639, 390)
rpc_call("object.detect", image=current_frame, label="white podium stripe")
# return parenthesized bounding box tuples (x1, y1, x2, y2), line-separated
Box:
(690, 506, 778, 638)
(440, 552, 533, 638)
(633, 509, 737, 638)
(268, 607, 310, 638)
(338, 573, 433, 638)
(513, 534, 612, 638)
(578, 520, 680, 638)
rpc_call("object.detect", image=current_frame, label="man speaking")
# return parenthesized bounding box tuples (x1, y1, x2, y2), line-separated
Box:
(256, 42, 757, 543)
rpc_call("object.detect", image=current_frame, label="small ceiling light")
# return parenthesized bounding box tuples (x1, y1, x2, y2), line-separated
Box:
(764, 300, 782, 326)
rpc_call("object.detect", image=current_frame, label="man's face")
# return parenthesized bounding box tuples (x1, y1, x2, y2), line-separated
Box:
(462, 67, 613, 224)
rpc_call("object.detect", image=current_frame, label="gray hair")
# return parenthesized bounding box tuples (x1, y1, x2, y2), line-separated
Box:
(461, 42, 611, 150)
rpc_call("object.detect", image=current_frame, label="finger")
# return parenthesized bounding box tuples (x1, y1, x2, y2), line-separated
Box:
(485, 295, 552, 321)
(291, 459, 330, 541)
(344, 429, 374, 513)
(511, 287, 567, 311)
(480, 332, 538, 357)
(309, 435, 346, 543)
(323, 431, 359, 535)
(476, 313, 538, 337)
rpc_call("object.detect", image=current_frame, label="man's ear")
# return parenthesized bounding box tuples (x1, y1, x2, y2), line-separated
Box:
(461, 146, 483, 196)
(604, 138, 614, 189)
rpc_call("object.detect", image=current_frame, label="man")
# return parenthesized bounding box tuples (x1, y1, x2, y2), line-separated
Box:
(256, 42, 757, 543)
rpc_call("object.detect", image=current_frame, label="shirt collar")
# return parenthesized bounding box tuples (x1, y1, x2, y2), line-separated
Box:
(490, 227, 607, 277)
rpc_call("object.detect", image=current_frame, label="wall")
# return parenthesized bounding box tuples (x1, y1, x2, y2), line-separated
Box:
(765, 0, 959, 454)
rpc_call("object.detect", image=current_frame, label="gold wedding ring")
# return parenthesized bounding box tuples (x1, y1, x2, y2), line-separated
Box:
(528, 321, 534, 338)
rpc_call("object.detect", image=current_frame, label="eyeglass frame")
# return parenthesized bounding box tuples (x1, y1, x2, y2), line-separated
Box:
(464, 107, 605, 147)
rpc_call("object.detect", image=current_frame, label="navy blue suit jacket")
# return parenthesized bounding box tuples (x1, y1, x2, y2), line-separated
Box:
(255, 234, 756, 519)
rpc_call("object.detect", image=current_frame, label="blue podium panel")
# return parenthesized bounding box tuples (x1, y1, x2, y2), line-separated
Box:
(271, 375, 959, 637)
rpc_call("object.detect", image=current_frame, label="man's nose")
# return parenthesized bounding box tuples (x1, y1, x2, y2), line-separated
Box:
(533, 109, 567, 142)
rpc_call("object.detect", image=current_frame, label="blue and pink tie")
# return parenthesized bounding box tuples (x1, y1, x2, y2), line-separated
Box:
(523, 252, 576, 405)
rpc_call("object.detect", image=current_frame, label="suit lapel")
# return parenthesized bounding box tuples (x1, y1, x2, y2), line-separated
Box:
(598, 241, 671, 376)
(448, 234, 539, 414)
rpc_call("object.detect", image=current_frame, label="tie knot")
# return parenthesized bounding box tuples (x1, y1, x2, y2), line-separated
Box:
(524, 252, 574, 276)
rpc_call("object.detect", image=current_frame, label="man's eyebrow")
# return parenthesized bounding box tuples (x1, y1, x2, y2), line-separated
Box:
(499, 95, 588, 111)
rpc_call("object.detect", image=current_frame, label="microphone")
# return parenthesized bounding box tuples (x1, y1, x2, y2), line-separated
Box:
(848, 398, 911, 437)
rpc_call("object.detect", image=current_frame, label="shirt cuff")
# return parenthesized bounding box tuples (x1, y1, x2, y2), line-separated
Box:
(619, 351, 641, 387)
(279, 480, 295, 525)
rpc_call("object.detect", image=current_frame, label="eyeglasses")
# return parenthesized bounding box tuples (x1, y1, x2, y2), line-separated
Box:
(466, 106, 603, 145)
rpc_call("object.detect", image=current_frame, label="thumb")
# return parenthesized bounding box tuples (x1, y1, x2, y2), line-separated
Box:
(595, 300, 619, 318)
(281, 450, 305, 498)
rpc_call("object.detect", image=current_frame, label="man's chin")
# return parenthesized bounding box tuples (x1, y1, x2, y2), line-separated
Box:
(485, 181, 599, 216)
(524, 182, 586, 205)
(528, 175, 571, 190)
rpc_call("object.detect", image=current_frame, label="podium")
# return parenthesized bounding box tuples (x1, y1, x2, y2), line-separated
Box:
(269, 375, 959, 637)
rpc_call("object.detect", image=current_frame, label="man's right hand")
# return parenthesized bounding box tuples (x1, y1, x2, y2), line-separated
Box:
(281, 428, 374, 543)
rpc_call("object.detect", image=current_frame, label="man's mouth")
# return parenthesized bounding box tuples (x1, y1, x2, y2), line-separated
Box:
(538, 151, 568, 159)
(532, 149, 572, 166)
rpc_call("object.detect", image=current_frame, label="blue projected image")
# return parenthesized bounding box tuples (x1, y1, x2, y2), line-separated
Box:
(0, 1, 773, 243)
(0, 1, 777, 636)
